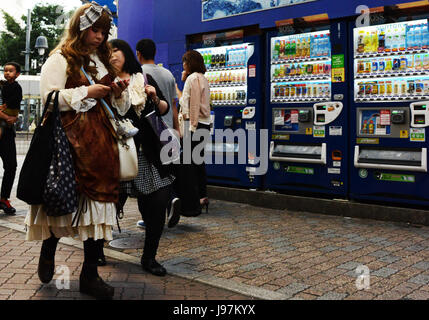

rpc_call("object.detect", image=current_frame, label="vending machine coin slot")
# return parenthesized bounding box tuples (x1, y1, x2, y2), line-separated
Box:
(391, 110, 405, 124)
(414, 114, 425, 125)
(224, 115, 234, 127)
(317, 114, 326, 123)
(298, 110, 311, 122)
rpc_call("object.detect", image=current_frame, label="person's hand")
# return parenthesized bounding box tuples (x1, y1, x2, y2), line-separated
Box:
(181, 70, 188, 82)
(86, 84, 111, 99)
(0, 104, 6, 112)
(6, 116, 17, 125)
(110, 79, 129, 98)
(145, 85, 157, 99)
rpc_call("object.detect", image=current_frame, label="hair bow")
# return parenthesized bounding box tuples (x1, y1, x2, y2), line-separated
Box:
(79, 1, 113, 31)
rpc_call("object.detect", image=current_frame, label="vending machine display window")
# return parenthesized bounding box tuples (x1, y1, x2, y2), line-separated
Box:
(198, 43, 254, 107)
(354, 19, 429, 102)
(270, 30, 332, 103)
(358, 110, 391, 135)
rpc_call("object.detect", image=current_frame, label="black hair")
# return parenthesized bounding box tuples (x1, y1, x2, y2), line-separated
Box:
(4, 62, 21, 74)
(109, 39, 142, 75)
(182, 50, 206, 74)
(135, 39, 156, 60)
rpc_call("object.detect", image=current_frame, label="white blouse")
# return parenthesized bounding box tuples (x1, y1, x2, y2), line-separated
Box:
(115, 72, 147, 117)
(40, 51, 128, 113)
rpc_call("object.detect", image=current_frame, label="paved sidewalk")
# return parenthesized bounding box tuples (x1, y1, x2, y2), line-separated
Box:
(2, 155, 429, 300)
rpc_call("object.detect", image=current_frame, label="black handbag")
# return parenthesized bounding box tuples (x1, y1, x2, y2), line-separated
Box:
(16, 91, 56, 204)
(42, 91, 78, 217)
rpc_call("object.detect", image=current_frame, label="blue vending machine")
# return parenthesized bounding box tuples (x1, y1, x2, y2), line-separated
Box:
(189, 29, 264, 189)
(264, 19, 349, 198)
(349, 11, 429, 207)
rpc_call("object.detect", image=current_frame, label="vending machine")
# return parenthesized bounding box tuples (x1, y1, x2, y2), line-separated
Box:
(350, 14, 429, 207)
(264, 20, 349, 197)
(190, 31, 263, 188)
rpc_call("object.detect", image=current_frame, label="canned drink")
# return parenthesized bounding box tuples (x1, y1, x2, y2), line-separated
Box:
(393, 58, 400, 71)
(372, 82, 379, 95)
(227, 92, 231, 100)
(215, 91, 219, 100)
(274, 86, 280, 97)
(393, 82, 399, 95)
(424, 80, 429, 95)
(302, 84, 307, 96)
(372, 61, 378, 73)
(407, 80, 415, 95)
(232, 92, 237, 100)
(290, 85, 296, 97)
(296, 85, 302, 97)
(379, 81, 385, 95)
(386, 81, 392, 95)
(400, 56, 407, 70)
(365, 61, 371, 73)
(313, 85, 317, 97)
(378, 59, 385, 72)
(415, 80, 423, 95)
(358, 82, 365, 96)
(365, 82, 372, 95)
(401, 81, 407, 95)
(285, 85, 290, 97)
(279, 86, 285, 97)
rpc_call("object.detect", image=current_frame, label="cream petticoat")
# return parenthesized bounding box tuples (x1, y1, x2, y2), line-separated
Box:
(24, 194, 116, 241)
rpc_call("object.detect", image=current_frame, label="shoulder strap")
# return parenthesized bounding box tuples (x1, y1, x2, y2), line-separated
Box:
(80, 67, 116, 120)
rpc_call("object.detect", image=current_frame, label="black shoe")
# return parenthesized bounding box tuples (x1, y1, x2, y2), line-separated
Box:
(80, 264, 114, 300)
(167, 198, 181, 228)
(38, 255, 55, 284)
(0, 200, 16, 215)
(141, 258, 167, 276)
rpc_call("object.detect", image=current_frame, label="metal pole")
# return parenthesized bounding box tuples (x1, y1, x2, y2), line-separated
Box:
(24, 9, 31, 75)
(23, 9, 31, 131)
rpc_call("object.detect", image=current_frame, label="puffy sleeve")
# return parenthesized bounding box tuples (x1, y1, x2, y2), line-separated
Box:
(113, 73, 146, 117)
(40, 52, 97, 112)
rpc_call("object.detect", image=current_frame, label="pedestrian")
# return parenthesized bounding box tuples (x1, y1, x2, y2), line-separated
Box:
(24, 2, 129, 300)
(168, 50, 211, 227)
(110, 39, 174, 277)
(135, 38, 181, 229)
(0, 62, 22, 215)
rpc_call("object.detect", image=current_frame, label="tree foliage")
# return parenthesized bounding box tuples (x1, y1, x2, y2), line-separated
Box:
(0, 4, 74, 74)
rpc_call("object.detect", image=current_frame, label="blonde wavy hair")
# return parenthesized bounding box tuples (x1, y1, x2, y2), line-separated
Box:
(51, 3, 116, 80)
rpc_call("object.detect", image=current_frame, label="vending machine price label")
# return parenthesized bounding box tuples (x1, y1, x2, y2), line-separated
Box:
(313, 126, 325, 138)
(410, 128, 425, 142)
(380, 110, 391, 126)
(306, 127, 313, 135)
(332, 55, 344, 68)
(291, 110, 299, 124)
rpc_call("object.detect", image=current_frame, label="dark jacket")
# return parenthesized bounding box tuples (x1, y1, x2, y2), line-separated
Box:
(123, 73, 172, 178)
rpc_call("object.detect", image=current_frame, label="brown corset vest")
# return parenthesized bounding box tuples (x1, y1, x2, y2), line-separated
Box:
(61, 72, 119, 203)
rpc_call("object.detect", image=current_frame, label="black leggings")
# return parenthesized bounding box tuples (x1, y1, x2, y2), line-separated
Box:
(0, 128, 16, 199)
(119, 185, 170, 260)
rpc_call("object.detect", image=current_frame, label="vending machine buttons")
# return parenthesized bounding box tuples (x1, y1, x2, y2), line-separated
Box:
(391, 110, 406, 124)
(242, 107, 256, 119)
(313, 102, 343, 125)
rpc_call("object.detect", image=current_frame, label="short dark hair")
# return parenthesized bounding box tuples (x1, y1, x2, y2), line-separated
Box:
(109, 39, 142, 75)
(182, 50, 206, 74)
(4, 62, 21, 74)
(136, 39, 156, 60)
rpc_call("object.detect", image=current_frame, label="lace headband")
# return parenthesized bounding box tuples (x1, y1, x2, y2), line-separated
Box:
(79, 1, 113, 32)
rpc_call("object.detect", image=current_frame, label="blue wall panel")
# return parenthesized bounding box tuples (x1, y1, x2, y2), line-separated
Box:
(118, 0, 417, 65)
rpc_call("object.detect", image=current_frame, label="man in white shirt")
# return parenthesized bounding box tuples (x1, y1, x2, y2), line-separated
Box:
(135, 39, 181, 228)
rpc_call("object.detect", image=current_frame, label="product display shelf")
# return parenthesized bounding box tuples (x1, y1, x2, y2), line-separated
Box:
(271, 56, 330, 65)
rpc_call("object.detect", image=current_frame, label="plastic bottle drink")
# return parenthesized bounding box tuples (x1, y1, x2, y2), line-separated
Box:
(422, 23, 429, 49)
(296, 39, 301, 58)
(285, 41, 290, 59)
(364, 32, 371, 53)
(371, 31, 378, 53)
(415, 24, 422, 50)
(392, 29, 399, 52)
(385, 33, 392, 52)
(291, 40, 296, 59)
(274, 40, 280, 60)
(399, 26, 406, 51)
(378, 30, 385, 52)
(407, 25, 415, 50)
(313, 35, 319, 57)
(280, 40, 285, 59)
(357, 31, 365, 53)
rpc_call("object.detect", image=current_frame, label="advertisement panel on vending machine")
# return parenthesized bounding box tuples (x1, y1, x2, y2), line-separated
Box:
(264, 15, 349, 198)
(349, 3, 429, 207)
(187, 27, 264, 189)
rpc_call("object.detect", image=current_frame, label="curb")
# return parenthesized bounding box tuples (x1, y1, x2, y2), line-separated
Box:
(207, 185, 429, 226)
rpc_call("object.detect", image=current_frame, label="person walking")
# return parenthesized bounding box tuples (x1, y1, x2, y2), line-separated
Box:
(110, 39, 174, 277)
(168, 50, 211, 228)
(135, 39, 181, 229)
(24, 2, 129, 300)
(0, 62, 22, 216)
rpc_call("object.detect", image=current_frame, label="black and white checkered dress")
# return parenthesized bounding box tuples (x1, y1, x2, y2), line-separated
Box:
(119, 147, 174, 196)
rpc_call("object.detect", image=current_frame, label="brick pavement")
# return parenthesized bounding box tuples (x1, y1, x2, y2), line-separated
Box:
(2, 155, 429, 300)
